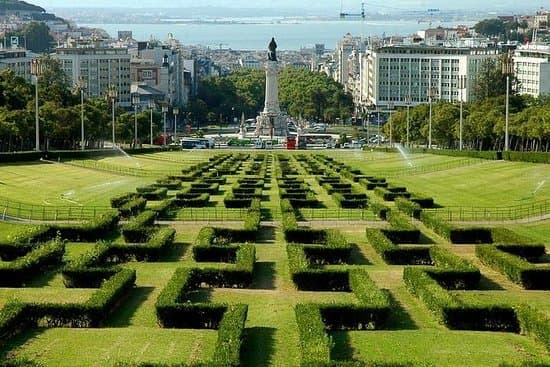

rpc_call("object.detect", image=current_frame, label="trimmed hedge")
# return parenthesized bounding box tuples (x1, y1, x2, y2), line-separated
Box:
(374, 187, 411, 201)
(295, 304, 331, 365)
(121, 210, 157, 243)
(333, 193, 368, 209)
(476, 245, 550, 290)
(52, 211, 120, 242)
(0, 239, 65, 287)
(118, 197, 147, 218)
(404, 267, 519, 332)
(366, 228, 431, 265)
(174, 192, 210, 208)
(517, 304, 550, 350)
(110, 192, 139, 208)
(0, 225, 55, 260)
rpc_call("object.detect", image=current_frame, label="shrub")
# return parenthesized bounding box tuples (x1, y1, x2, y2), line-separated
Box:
(118, 197, 147, 218)
(211, 304, 248, 366)
(224, 195, 252, 208)
(366, 228, 431, 265)
(173, 193, 210, 208)
(369, 202, 390, 220)
(121, 210, 157, 243)
(110, 192, 139, 208)
(0, 225, 55, 260)
(395, 198, 422, 218)
(295, 304, 331, 365)
(52, 211, 120, 242)
(0, 240, 65, 287)
(476, 245, 550, 290)
(333, 193, 368, 209)
(516, 304, 550, 350)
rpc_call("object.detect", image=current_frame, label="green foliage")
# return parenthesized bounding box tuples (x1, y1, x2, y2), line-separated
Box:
(121, 210, 157, 243)
(365, 228, 431, 265)
(9, 22, 53, 53)
(295, 304, 332, 365)
(476, 245, 550, 290)
(0, 239, 64, 286)
(516, 304, 550, 351)
(211, 304, 248, 366)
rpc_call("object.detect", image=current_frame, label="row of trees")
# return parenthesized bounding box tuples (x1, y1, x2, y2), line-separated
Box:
(191, 67, 354, 124)
(0, 60, 165, 152)
(381, 95, 550, 151)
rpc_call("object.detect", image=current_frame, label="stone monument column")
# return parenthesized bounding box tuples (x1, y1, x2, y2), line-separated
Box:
(264, 60, 280, 114)
(256, 37, 287, 137)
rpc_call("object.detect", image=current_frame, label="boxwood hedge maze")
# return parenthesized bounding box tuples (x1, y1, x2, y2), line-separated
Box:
(0, 151, 548, 366)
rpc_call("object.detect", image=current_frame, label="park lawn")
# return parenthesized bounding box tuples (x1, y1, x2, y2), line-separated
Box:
(452, 290, 550, 316)
(3, 327, 217, 367)
(323, 151, 475, 175)
(0, 288, 94, 309)
(332, 329, 550, 366)
(0, 162, 152, 207)
(507, 220, 550, 245)
(387, 160, 550, 207)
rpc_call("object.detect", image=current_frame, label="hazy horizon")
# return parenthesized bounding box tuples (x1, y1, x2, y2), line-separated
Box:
(32, 0, 546, 13)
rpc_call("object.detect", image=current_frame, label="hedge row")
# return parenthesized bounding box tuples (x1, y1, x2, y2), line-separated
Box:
(0, 225, 56, 260)
(0, 240, 65, 287)
(63, 227, 176, 282)
(476, 245, 550, 290)
(412, 148, 550, 164)
(517, 304, 550, 351)
(404, 266, 519, 332)
(174, 192, 210, 208)
(366, 228, 431, 265)
(189, 182, 220, 195)
(359, 177, 388, 190)
(156, 267, 250, 329)
(121, 210, 157, 243)
(383, 211, 421, 244)
(374, 187, 411, 201)
(333, 193, 368, 209)
(110, 192, 140, 208)
(0, 267, 136, 345)
(419, 211, 494, 244)
(118, 197, 147, 218)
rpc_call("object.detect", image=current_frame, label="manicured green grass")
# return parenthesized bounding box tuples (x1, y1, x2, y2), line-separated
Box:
(322, 151, 550, 207)
(0, 162, 152, 207)
(508, 220, 550, 244)
(333, 329, 549, 366)
(4, 327, 217, 366)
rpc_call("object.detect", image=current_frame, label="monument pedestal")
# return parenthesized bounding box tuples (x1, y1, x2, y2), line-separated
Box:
(255, 59, 287, 137)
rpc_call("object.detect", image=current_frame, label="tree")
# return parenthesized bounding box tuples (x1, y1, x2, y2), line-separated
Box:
(472, 57, 508, 101)
(9, 22, 54, 53)
(474, 18, 506, 38)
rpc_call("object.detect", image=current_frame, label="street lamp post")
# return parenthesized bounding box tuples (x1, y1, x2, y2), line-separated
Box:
(76, 78, 87, 150)
(30, 58, 43, 152)
(173, 107, 179, 144)
(162, 106, 168, 147)
(388, 101, 394, 147)
(376, 107, 381, 147)
(502, 52, 513, 152)
(148, 100, 155, 146)
(107, 85, 118, 148)
(405, 96, 411, 148)
(427, 86, 438, 149)
(458, 75, 467, 151)
(132, 93, 140, 149)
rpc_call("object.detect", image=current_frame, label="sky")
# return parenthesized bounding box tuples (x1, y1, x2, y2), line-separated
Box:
(31, 0, 548, 12)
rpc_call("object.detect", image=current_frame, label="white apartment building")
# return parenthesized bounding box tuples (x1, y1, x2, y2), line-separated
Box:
(337, 33, 365, 89)
(513, 44, 550, 98)
(363, 45, 500, 109)
(239, 55, 261, 69)
(0, 48, 37, 81)
(54, 45, 131, 105)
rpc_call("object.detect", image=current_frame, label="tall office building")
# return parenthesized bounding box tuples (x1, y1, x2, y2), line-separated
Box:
(513, 44, 550, 98)
(54, 43, 131, 105)
(363, 45, 499, 108)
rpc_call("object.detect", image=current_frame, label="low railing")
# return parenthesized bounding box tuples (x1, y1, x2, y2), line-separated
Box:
(425, 199, 550, 222)
(0, 199, 113, 222)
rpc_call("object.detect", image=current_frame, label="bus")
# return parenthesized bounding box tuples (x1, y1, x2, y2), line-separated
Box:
(181, 138, 214, 149)
(296, 133, 337, 149)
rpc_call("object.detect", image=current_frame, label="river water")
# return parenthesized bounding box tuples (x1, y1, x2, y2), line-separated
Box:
(81, 18, 474, 50)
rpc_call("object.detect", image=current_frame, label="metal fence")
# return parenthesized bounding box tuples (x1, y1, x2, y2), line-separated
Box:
(0, 199, 112, 222)
(161, 207, 249, 222)
(66, 160, 180, 177)
(425, 199, 550, 222)
(382, 158, 483, 177)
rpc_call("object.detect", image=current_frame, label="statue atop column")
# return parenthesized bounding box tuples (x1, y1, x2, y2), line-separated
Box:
(268, 37, 277, 61)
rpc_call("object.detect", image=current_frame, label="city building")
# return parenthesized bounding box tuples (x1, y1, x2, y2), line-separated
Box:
(239, 55, 261, 69)
(336, 33, 366, 89)
(362, 44, 500, 109)
(53, 41, 131, 105)
(129, 40, 197, 108)
(513, 44, 550, 97)
(0, 48, 37, 80)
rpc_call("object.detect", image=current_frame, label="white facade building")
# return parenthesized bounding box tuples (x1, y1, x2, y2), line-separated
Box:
(0, 48, 37, 81)
(53, 45, 131, 105)
(362, 45, 500, 109)
(513, 44, 550, 98)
